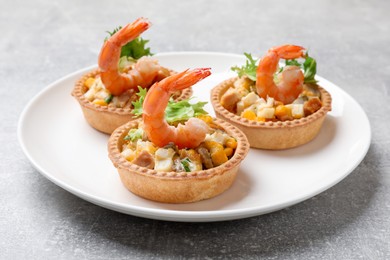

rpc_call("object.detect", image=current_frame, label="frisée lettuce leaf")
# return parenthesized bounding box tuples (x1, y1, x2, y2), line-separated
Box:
(106, 27, 153, 59)
(131, 86, 208, 123)
(232, 52, 318, 84)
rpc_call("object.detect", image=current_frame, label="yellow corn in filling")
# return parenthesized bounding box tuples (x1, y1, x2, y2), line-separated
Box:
(220, 76, 322, 121)
(120, 117, 238, 173)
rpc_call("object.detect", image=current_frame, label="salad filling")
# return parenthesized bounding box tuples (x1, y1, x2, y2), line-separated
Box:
(221, 52, 323, 121)
(121, 115, 238, 172)
(83, 25, 171, 108)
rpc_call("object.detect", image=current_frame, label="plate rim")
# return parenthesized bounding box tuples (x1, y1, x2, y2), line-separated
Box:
(17, 51, 371, 222)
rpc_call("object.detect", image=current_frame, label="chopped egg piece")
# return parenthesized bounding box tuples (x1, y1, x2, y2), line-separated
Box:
(257, 107, 275, 119)
(121, 148, 135, 162)
(154, 148, 176, 172)
(242, 92, 259, 107)
(136, 140, 157, 155)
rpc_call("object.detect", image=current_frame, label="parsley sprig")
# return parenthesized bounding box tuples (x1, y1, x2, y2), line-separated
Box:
(180, 158, 192, 172)
(131, 86, 208, 123)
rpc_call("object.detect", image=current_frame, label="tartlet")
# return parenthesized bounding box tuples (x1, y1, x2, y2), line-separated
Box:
(211, 77, 332, 150)
(71, 69, 192, 134)
(72, 18, 194, 134)
(108, 118, 249, 203)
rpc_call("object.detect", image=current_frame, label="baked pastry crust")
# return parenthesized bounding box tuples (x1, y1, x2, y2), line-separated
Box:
(211, 77, 332, 150)
(108, 118, 249, 203)
(72, 69, 193, 134)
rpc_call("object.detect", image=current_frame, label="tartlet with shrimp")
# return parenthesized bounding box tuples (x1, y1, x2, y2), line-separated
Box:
(108, 68, 249, 203)
(211, 45, 332, 150)
(72, 18, 192, 134)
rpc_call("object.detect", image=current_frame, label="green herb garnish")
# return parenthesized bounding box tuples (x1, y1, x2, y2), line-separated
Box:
(233, 52, 318, 84)
(285, 59, 301, 67)
(106, 27, 153, 59)
(180, 158, 191, 172)
(131, 86, 148, 116)
(104, 94, 113, 104)
(118, 56, 136, 71)
(165, 99, 208, 123)
(231, 53, 258, 81)
(302, 53, 317, 84)
(124, 128, 144, 142)
(131, 86, 208, 123)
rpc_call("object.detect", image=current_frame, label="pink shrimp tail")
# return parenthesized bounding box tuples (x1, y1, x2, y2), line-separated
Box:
(256, 45, 305, 103)
(269, 45, 305, 59)
(157, 68, 212, 92)
(142, 68, 211, 148)
(98, 17, 151, 95)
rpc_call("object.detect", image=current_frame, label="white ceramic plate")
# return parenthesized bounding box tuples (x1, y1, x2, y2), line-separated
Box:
(18, 52, 371, 222)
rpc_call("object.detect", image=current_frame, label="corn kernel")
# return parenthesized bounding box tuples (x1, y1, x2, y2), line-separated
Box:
(197, 114, 213, 124)
(275, 105, 293, 121)
(225, 138, 238, 149)
(84, 77, 96, 89)
(224, 147, 234, 157)
(211, 148, 228, 166)
(256, 117, 266, 122)
(204, 141, 228, 166)
(241, 110, 257, 120)
(204, 141, 220, 151)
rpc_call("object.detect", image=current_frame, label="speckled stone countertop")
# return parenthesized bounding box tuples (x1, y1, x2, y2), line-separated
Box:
(1, 0, 389, 259)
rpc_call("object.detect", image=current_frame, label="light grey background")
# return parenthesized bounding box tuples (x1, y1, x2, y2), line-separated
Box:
(1, 0, 389, 259)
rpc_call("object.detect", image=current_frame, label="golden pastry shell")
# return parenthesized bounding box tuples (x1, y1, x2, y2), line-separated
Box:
(211, 77, 332, 150)
(72, 69, 192, 134)
(108, 118, 250, 204)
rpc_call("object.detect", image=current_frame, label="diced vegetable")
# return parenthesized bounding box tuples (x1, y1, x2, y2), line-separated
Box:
(275, 105, 293, 121)
(225, 138, 237, 149)
(154, 148, 176, 172)
(257, 107, 275, 119)
(241, 110, 257, 120)
(92, 99, 107, 106)
(204, 141, 228, 166)
(84, 77, 96, 89)
(224, 147, 233, 157)
(136, 140, 157, 155)
(242, 92, 259, 107)
(121, 148, 135, 162)
(197, 114, 213, 124)
(289, 104, 304, 119)
(179, 149, 202, 171)
(210, 148, 228, 166)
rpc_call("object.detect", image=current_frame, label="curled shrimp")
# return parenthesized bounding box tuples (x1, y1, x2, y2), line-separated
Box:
(256, 45, 305, 104)
(98, 17, 169, 96)
(143, 68, 212, 149)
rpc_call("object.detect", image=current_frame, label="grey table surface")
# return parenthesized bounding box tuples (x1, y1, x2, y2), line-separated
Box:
(1, 0, 389, 259)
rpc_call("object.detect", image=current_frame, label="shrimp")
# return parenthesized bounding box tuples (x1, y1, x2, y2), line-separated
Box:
(98, 17, 170, 96)
(256, 45, 305, 104)
(143, 68, 212, 149)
